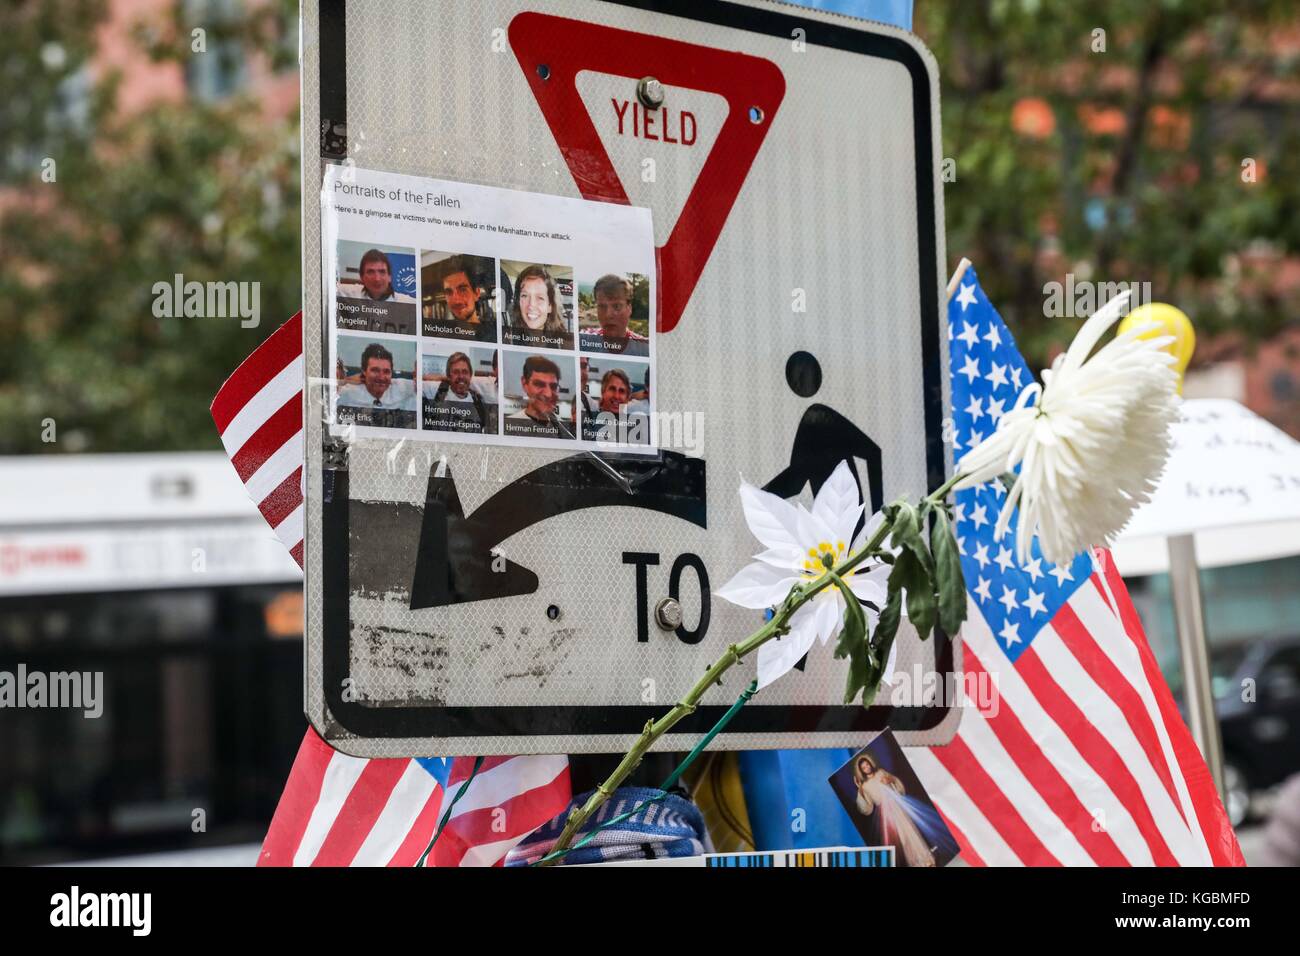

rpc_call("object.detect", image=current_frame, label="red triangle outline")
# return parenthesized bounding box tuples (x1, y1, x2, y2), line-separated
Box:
(509, 11, 785, 334)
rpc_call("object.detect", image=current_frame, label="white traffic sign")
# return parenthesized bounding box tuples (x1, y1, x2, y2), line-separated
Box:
(301, 0, 953, 756)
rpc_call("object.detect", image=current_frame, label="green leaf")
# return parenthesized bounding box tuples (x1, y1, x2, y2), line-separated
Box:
(889, 503, 934, 575)
(858, 587, 904, 704)
(930, 510, 969, 636)
(844, 643, 870, 705)
(826, 571, 881, 706)
(888, 549, 936, 641)
(874, 586, 904, 654)
(830, 572, 866, 662)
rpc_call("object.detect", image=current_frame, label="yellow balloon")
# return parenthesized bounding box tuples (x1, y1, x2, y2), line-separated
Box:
(1119, 302, 1195, 392)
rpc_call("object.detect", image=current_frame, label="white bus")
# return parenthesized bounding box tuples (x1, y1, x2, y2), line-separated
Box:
(0, 453, 302, 865)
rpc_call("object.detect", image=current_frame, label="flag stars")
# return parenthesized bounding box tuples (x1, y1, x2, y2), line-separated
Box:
(957, 321, 980, 348)
(995, 546, 1016, 573)
(952, 501, 966, 523)
(972, 542, 991, 570)
(1024, 589, 1047, 617)
(969, 503, 989, 530)
(987, 397, 1006, 422)
(1023, 557, 1044, 583)
(998, 585, 1020, 613)
(974, 576, 992, 603)
(956, 535, 966, 556)
(1009, 365, 1024, 390)
(986, 362, 1009, 390)
(956, 283, 978, 312)
(967, 428, 985, 448)
(958, 354, 981, 384)
(982, 323, 1002, 349)
(964, 395, 984, 421)
(1049, 563, 1074, 587)
(999, 620, 1022, 647)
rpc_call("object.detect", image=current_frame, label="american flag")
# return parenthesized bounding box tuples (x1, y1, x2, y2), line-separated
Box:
(212, 313, 571, 866)
(906, 266, 1243, 866)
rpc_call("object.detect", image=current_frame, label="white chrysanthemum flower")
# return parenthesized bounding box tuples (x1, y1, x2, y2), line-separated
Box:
(717, 461, 894, 689)
(955, 291, 1179, 565)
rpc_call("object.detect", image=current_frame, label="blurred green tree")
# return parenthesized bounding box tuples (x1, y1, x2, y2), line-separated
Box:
(916, 0, 1300, 366)
(0, 0, 300, 454)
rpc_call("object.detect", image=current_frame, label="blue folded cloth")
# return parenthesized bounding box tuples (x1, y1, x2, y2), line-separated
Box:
(505, 787, 711, 866)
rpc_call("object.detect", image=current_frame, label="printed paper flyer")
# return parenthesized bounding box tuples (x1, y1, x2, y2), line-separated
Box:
(321, 165, 656, 452)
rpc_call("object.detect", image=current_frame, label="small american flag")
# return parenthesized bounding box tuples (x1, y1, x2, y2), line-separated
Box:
(212, 313, 571, 866)
(906, 267, 1243, 866)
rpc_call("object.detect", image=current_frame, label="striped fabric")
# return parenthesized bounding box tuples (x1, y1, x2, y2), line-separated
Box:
(260, 732, 570, 867)
(908, 268, 1244, 867)
(211, 311, 305, 565)
(213, 313, 572, 866)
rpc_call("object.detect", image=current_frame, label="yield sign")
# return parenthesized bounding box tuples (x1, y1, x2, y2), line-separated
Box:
(509, 11, 785, 334)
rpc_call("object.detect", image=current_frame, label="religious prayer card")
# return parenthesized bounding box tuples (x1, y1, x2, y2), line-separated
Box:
(829, 730, 961, 867)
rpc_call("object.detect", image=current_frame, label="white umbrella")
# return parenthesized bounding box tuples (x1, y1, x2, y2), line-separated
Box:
(1113, 398, 1300, 798)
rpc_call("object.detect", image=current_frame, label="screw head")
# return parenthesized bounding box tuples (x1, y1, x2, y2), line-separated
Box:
(637, 76, 665, 110)
(655, 597, 683, 631)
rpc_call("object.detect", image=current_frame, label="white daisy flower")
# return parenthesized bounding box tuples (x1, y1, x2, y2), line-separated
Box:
(955, 290, 1179, 565)
(717, 461, 894, 689)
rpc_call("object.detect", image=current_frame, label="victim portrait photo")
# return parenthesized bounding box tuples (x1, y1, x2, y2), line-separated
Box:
(333, 239, 418, 336)
(420, 251, 498, 343)
(500, 259, 574, 351)
(334, 333, 418, 430)
(578, 272, 650, 358)
(500, 350, 577, 442)
(579, 355, 650, 445)
(421, 345, 499, 435)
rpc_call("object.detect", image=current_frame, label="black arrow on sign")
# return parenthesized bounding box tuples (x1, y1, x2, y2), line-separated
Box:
(409, 451, 707, 609)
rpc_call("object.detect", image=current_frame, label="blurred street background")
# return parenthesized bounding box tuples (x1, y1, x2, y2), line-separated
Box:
(2, 0, 1299, 864)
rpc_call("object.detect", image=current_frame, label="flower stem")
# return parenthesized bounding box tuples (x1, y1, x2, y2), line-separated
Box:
(538, 473, 967, 865)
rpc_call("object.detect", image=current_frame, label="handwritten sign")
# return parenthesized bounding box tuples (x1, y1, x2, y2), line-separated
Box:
(1120, 399, 1300, 541)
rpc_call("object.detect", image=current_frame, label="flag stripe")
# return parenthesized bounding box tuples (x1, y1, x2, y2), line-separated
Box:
(348, 760, 441, 866)
(245, 430, 304, 507)
(388, 784, 448, 867)
(217, 357, 303, 454)
(1051, 597, 1187, 827)
(1033, 625, 1207, 865)
(259, 465, 304, 530)
(310, 758, 411, 866)
(231, 393, 302, 483)
(434, 759, 572, 867)
(931, 734, 1061, 865)
(936, 809, 985, 867)
(257, 730, 334, 866)
(1098, 563, 1245, 867)
(293, 750, 370, 866)
(443, 755, 568, 819)
(908, 746, 1022, 866)
(951, 689, 1095, 865)
(1014, 645, 1181, 865)
(448, 754, 518, 787)
(211, 312, 302, 433)
(1076, 580, 1205, 849)
(960, 611, 1156, 865)
(273, 502, 305, 551)
(964, 645, 1129, 866)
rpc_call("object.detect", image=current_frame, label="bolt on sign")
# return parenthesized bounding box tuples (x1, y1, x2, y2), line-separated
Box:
(301, 0, 954, 757)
